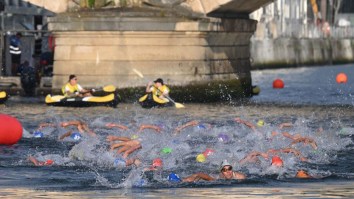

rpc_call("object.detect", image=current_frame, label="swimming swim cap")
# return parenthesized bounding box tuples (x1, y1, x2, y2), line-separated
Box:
(161, 147, 172, 154)
(44, 159, 54, 166)
(131, 134, 139, 139)
(196, 154, 206, 163)
(33, 131, 44, 138)
(203, 148, 214, 157)
(219, 160, 232, 171)
(167, 172, 181, 182)
(257, 120, 265, 127)
(271, 156, 283, 167)
(152, 158, 163, 167)
(218, 133, 230, 143)
(114, 158, 126, 167)
(70, 132, 82, 141)
(197, 124, 206, 129)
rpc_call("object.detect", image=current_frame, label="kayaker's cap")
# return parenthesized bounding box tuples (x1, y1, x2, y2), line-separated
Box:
(69, 74, 77, 81)
(219, 160, 232, 171)
(154, 78, 164, 85)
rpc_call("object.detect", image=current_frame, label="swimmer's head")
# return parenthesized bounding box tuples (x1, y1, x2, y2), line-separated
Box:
(152, 158, 163, 167)
(271, 156, 283, 167)
(33, 131, 43, 138)
(196, 154, 206, 163)
(257, 120, 265, 127)
(161, 147, 172, 154)
(167, 172, 181, 182)
(203, 148, 214, 157)
(44, 159, 54, 166)
(70, 132, 82, 141)
(131, 134, 139, 139)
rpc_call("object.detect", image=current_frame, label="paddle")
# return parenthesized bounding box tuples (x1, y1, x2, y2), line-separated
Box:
(132, 68, 185, 108)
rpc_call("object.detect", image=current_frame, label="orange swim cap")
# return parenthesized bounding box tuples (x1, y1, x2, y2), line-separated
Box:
(271, 156, 283, 167)
(44, 159, 54, 166)
(152, 158, 163, 167)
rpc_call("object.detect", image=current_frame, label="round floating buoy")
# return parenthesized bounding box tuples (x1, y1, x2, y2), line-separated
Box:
(0, 114, 23, 145)
(196, 154, 206, 163)
(271, 156, 283, 167)
(336, 73, 348, 84)
(273, 79, 284, 89)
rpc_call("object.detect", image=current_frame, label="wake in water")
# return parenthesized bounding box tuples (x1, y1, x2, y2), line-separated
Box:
(19, 112, 354, 189)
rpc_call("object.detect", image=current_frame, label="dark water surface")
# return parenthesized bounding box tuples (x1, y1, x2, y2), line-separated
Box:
(1, 64, 354, 198)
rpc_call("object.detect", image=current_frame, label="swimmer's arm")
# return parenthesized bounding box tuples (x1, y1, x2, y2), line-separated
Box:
(138, 124, 161, 133)
(106, 135, 131, 142)
(182, 173, 215, 182)
(105, 123, 129, 130)
(234, 172, 246, 180)
(59, 131, 73, 140)
(234, 118, 256, 130)
(174, 120, 199, 134)
(38, 123, 55, 129)
(60, 120, 82, 127)
(28, 156, 41, 166)
(278, 123, 293, 129)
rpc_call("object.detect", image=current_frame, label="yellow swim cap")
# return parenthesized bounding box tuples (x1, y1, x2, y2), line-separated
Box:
(196, 154, 206, 163)
(131, 134, 139, 139)
(257, 120, 264, 127)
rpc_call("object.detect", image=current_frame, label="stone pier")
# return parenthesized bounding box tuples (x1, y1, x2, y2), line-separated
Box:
(48, 10, 256, 101)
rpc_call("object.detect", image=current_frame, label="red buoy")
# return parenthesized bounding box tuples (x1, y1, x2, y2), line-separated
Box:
(0, 114, 23, 145)
(273, 79, 284, 89)
(336, 73, 348, 84)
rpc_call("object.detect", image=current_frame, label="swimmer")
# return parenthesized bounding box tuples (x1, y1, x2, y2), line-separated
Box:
(28, 156, 54, 166)
(290, 137, 318, 150)
(144, 158, 163, 171)
(174, 120, 212, 134)
(59, 120, 96, 138)
(182, 160, 246, 182)
(107, 135, 142, 159)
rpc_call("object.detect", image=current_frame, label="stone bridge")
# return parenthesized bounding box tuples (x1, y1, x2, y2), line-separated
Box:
(32, 0, 273, 101)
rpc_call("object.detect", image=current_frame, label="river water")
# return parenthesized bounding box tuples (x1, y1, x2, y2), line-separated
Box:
(1, 64, 354, 198)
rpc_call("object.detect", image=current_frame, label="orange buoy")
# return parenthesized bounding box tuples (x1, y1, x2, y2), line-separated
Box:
(0, 114, 23, 145)
(336, 73, 348, 84)
(273, 79, 284, 89)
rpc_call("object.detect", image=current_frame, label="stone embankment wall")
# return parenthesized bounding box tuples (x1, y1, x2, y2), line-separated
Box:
(251, 38, 354, 69)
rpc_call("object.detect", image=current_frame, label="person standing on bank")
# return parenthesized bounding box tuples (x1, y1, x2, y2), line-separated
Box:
(146, 78, 170, 101)
(62, 75, 92, 98)
(9, 32, 22, 76)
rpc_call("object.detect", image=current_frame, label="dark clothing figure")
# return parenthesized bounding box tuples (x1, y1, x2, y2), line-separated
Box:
(9, 33, 22, 76)
(20, 61, 36, 96)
